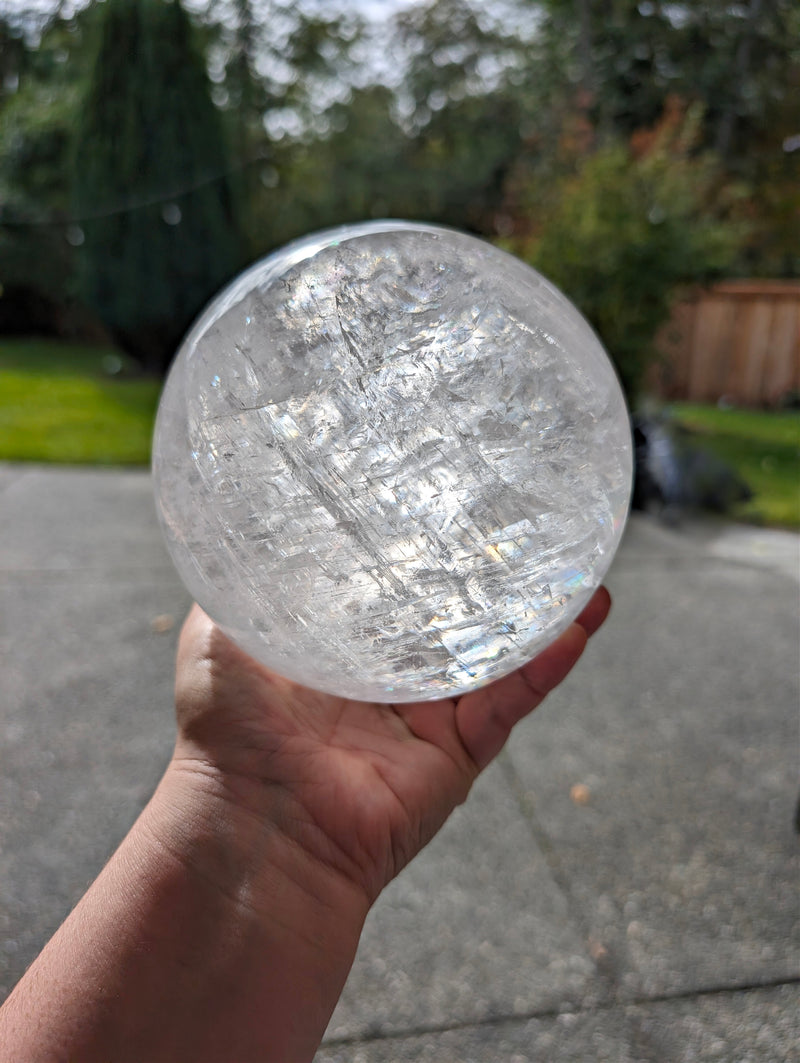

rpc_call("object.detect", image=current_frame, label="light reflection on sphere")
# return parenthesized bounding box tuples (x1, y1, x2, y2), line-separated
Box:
(153, 221, 632, 703)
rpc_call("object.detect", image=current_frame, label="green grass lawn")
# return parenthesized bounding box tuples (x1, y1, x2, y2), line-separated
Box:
(668, 402, 800, 529)
(0, 338, 161, 465)
(1, 339, 798, 530)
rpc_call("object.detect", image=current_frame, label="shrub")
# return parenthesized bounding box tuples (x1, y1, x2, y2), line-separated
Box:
(514, 106, 746, 402)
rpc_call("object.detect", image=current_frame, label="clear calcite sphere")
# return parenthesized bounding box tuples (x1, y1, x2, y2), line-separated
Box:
(153, 220, 632, 702)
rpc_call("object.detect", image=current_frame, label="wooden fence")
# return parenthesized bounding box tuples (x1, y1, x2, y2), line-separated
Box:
(651, 280, 800, 407)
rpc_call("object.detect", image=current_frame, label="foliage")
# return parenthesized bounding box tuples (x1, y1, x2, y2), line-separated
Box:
(255, 84, 409, 248)
(274, 0, 538, 242)
(669, 403, 800, 529)
(0, 0, 797, 378)
(395, 0, 529, 125)
(0, 338, 160, 464)
(0, 8, 98, 334)
(535, 0, 800, 164)
(72, 0, 242, 372)
(512, 105, 747, 401)
(524, 0, 800, 281)
(392, 0, 535, 233)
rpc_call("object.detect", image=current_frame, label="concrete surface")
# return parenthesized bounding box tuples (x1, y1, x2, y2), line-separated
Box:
(0, 464, 798, 1061)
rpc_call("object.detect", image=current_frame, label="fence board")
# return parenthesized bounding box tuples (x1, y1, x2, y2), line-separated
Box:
(741, 301, 774, 402)
(652, 281, 800, 406)
(766, 300, 800, 402)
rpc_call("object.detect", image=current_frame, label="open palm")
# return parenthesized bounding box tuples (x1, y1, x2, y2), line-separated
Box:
(172, 589, 610, 903)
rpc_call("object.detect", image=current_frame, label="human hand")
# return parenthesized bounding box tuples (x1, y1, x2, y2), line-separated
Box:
(0, 588, 611, 1063)
(171, 588, 611, 904)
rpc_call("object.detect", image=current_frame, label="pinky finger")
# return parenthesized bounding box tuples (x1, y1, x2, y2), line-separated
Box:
(455, 622, 589, 772)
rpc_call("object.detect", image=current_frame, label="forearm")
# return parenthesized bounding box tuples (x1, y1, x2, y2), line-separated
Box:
(0, 762, 369, 1063)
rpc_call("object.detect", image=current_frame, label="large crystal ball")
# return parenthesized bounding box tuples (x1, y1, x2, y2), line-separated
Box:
(153, 221, 631, 702)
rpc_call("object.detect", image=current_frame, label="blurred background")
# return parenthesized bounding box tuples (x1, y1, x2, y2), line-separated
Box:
(0, 0, 798, 524)
(1, 6, 798, 1057)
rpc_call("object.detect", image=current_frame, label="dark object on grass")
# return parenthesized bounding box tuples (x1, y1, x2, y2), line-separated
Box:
(632, 413, 752, 522)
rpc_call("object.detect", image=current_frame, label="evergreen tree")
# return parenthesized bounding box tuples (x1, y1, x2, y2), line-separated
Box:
(0, 8, 96, 336)
(73, 0, 241, 372)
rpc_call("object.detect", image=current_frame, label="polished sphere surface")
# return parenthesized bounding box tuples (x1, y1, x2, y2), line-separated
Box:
(153, 221, 632, 702)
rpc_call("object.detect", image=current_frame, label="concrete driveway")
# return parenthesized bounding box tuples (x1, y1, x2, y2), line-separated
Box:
(1, 464, 797, 1061)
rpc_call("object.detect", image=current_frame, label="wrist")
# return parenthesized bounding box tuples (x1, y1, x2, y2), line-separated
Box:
(148, 754, 371, 951)
(0, 757, 368, 1063)
(65, 756, 370, 1061)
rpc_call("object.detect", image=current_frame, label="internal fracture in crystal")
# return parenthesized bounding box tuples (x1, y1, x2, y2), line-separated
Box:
(153, 221, 632, 702)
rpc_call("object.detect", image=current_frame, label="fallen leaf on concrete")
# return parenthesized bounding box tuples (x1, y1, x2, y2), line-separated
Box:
(570, 782, 591, 806)
(587, 937, 608, 962)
